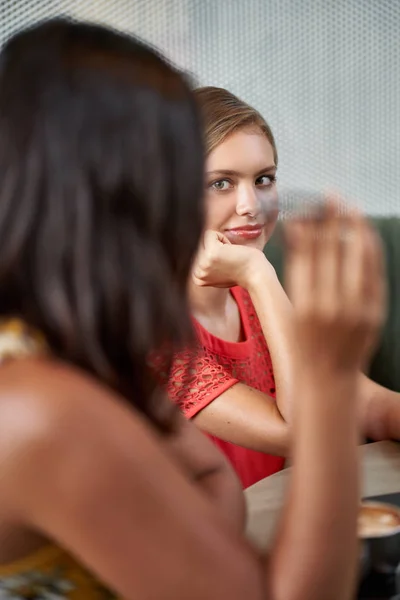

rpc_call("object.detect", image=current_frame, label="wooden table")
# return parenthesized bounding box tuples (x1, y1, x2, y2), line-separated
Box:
(245, 441, 400, 551)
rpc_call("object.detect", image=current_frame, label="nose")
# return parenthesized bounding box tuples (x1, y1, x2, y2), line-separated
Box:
(235, 183, 261, 218)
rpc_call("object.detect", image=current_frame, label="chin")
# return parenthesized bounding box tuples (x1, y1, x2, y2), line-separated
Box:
(231, 236, 268, 251)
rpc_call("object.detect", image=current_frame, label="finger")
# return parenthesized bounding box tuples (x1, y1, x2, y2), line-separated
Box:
(314, 198, 341, 312)
(339, 208, 365, 309)
(203, 229, 231, 249)
(362, 224, 387, 329)
(284, 219, 316, 313)
(192, 273, 206, 287)
(215, 231, 231, 245)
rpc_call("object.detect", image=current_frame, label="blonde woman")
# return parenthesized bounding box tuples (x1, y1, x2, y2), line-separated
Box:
(164, 86, 398, 488)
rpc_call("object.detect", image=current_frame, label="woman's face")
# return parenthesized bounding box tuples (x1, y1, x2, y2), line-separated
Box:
(204, 127, 278, 251)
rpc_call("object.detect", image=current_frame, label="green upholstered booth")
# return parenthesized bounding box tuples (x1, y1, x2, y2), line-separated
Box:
(264, 218, 400, 393)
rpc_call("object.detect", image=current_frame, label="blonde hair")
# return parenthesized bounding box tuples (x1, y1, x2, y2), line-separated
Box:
(194, 86, 278, 165)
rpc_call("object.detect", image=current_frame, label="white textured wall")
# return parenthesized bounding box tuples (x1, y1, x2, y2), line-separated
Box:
(1, 0, 399, 214)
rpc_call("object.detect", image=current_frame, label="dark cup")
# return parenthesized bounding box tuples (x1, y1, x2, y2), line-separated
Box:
(395, 561, 400, 593)
(359, 502, 400, 574)
(359, 542, 371, 580)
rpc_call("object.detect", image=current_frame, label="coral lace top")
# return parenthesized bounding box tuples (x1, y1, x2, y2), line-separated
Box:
(165, 286, 285, 489)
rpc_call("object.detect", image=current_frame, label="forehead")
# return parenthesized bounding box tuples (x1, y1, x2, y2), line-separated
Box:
(206, 129, 275, 173)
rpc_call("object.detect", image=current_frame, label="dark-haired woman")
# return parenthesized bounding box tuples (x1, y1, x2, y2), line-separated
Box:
(0, 18, 386, 600)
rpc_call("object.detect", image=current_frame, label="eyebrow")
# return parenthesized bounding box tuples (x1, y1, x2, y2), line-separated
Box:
(206, 165, 277, 178)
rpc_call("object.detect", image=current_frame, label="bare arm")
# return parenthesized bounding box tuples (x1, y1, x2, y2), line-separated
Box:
(164, 409, 246, 532)
(193, 382, 290, 456)
(192, 363, 400, 457)
(194, 372, 359, 599)
(243, 257, 399, 449)
(265, 203, 386, 600)
(266, 372, 360, 600)
(358, 373, 400, 441)
(244, 256, 297, 423)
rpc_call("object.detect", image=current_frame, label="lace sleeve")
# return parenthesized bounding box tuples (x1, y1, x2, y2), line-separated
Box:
(166, 347, 238, 418)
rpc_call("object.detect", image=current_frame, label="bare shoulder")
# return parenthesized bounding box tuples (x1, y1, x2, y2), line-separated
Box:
(0, 357, 245, 537)
(0, 357, 138, 440)
(0, 358, 153, 504)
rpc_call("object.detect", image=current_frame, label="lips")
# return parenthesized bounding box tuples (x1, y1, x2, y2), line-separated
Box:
(225, 225, 264, 241)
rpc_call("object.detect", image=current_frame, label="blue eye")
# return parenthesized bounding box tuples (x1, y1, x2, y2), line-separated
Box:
(211, 179, 232, 191)
(256, 175, 276, 187)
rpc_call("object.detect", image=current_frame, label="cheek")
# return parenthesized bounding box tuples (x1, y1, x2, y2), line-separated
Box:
(205, 194, 235, 230)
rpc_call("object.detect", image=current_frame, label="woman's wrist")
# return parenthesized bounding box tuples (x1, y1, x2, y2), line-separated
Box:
(296, 367, 360, 405)
(242, 253, 277, 291)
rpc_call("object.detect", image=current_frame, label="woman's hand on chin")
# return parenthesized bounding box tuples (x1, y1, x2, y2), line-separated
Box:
(192, 229, 274, 289)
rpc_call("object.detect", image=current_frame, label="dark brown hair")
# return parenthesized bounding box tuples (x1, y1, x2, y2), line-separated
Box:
(0, 19, 205, 427)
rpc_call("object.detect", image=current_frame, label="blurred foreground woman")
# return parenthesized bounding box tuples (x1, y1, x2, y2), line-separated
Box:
(0, 18, 386, 600)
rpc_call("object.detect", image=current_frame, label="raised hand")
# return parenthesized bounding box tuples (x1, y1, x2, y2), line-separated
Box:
(284, 200, 386, 374)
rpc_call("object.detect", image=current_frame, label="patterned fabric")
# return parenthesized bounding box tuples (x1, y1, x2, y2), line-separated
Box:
(0, 546, 114, 600)
(0, 319, 47, 364)
(167, 287, 276, 416)
(163, 287, 285, 488)
(0, 319, 116, 599)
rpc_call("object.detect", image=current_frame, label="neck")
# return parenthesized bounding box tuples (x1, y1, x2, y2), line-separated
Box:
(188, 280, 231, 319)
